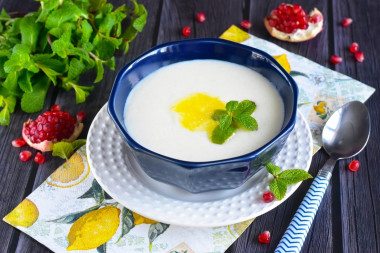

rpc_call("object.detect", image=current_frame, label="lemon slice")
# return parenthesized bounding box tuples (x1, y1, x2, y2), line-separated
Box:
(46, 151, 90, 188)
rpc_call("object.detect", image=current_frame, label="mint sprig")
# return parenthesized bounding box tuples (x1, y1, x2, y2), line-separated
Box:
(211, 100, 257, 144)
(0, 0, 147, 126)
(266, 163, 313, 200)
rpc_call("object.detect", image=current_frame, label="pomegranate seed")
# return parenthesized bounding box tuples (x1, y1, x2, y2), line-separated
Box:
(293, 4, 301, 13)
(19, 151, 32, 162)
(258, 231, 271, 244)
(263, 191, 275, 203)
(76, 111, 86, 123)
(354, 51, 364, 62)
(12, 137, 26, 147)
(182, 26, 191, 36)
(349, 42, 359, 53)
(309, 14, 322, 23)
(34, 152, 45, 164)
(50, 104, 61, 111)
(240, 20, 252, 29)
(196, 12, 206, 23)
(330, 55, 342, 64)
(342, 18, 353, 27)
(349, 160, 360, 171)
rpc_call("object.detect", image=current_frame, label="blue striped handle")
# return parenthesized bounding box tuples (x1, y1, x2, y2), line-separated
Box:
(275, 176, 329, 253)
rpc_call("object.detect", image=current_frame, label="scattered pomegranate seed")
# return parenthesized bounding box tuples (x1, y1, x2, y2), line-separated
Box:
(263, 191, 275, 203)
(240, 20, 252, 29)
(76, 111, 86, 123)
(258, 231, 271, 244)
(12, 137, 26, 147)
(349, 42, 359, 53)
(349, 160, 360, 171)
(34, 152, 45, 164)
(50, 104, 61, 111)
(354, 51, 364, 62)
(196, 12, 206, 23)
(19, 151, 32, 162)
(182, 26, 191, 36)
(330, 55, 342, 64)
(342, 18, 353, 27)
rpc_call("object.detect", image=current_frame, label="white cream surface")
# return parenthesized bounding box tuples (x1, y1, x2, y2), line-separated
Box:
(124, 60, 285, 162)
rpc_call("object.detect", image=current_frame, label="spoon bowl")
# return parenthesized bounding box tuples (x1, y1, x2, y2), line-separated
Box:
(322, 101, 370, 160)
(275, 101, 371, 253)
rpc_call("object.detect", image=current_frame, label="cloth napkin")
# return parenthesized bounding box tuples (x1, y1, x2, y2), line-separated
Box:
(3, 26, 375, 253)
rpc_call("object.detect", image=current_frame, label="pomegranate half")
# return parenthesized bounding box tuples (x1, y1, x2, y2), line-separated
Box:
(22, 106, 84, 152)
(264, 4, 323, 42)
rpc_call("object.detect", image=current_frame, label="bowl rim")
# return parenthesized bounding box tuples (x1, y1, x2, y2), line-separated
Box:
(108, 38, 298, 168)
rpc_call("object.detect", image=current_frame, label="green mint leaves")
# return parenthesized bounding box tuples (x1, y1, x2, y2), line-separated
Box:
(211, 100, 258, 144)
(52, 139, 86, 160)
(0, 0, 147, 126)
(266, 163, 313, 200)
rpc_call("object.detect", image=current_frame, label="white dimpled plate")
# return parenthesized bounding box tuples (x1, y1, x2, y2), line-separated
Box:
(87, 104, 312, 227)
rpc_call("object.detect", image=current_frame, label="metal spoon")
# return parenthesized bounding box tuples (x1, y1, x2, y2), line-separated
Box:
(275, 101, 371, 253)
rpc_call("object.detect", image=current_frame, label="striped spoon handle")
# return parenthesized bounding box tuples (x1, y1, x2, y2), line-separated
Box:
(275, 158, 336, 253)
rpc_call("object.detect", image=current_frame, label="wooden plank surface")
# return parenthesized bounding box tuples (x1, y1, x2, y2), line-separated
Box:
(0, 0, 379, 252)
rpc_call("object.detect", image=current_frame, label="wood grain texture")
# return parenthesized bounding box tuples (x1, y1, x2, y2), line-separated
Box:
(0, 0, 379, 252)
(333, 0, 380, 252)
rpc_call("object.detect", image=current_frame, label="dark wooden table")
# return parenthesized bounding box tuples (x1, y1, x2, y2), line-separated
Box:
(1, 0, 379, 252)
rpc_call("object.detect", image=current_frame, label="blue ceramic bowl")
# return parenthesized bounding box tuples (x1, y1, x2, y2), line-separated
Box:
(108, 38, 298, 193)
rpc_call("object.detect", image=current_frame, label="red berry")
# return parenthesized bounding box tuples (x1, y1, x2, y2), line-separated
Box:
(196, 12, 206, 23)
(50, 104, 61, 111)
(309, 14, 322, 23)
(76, 110, 86, 123)
(263, 191, 275, 203)
(342, 18, 353, 27)
(34, 152, 45, 164)
(354, 51, 364, 62)
(330, 55, 342, 64)
(19, 151, 32, 162)
(12, 137, 26, 147)
(258, 231, 271, 244)
(182, 26, 191, 36)
(240, 20, 252, 29)
(293, 4, 301, 13)
(349, 160, 360, 171)
(349, 42, 359, 53)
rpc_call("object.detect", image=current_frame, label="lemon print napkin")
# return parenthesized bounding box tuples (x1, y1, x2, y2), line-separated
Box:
(4, 26, 375, 253)
(4, 146, 249, 252)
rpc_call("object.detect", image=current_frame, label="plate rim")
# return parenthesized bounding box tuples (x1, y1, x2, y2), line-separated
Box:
(87, 103, 313, 227)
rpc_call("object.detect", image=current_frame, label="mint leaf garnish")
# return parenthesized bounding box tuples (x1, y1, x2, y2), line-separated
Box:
(266, 163, 313, 200)
(211, 109, 227, 121)
(278, 169, 313, 184)
(270, 178, 287, 201)
(52, 139, 87, 160)
(266, 163, 281, 176)
(211, 125, 236, 144)
(211, 100, 258, 144)
(219, 114, 233, 130)
(234, 114, 258, 131)
(226, 100, 238, 112)
(234, 100, 256, 116)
